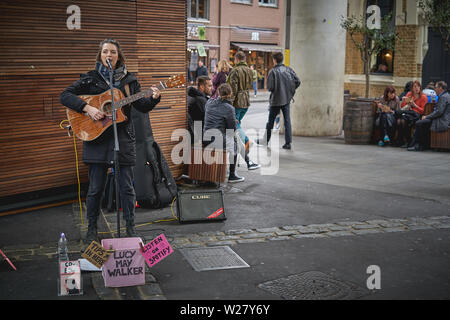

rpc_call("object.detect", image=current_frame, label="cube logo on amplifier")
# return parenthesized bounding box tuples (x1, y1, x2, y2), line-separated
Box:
(177, 190, 226, 223)
(191, 194, 211, 200)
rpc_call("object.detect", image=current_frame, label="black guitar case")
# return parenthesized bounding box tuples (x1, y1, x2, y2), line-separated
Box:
(131, 107, 177, 209)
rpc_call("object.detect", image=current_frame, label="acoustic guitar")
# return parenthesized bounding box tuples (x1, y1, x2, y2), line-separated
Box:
(66, 74, 185, 142)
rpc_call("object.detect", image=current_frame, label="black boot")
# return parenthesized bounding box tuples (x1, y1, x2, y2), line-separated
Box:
(126, 219, 138, 237)
(86, 218, 98, 242)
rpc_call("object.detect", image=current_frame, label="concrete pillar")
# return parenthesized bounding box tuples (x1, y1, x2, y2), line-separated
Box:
(289, 0, 347, 136)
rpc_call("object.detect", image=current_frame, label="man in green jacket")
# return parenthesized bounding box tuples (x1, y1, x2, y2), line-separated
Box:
(227, 51, 260, 170)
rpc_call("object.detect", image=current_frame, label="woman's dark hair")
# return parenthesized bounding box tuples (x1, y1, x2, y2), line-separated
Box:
(96, 38, 126, 68)
(383, 85, 396, 101)
(403, 81, 413, 93)
(218, 83, 232, 100)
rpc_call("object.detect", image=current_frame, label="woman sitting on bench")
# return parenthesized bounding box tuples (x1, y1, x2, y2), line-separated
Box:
(376, 86, 400, 147)
(396, 80, 427, 148)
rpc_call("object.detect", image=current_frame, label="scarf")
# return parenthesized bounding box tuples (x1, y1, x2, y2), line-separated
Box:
(95, 61, 128, 88)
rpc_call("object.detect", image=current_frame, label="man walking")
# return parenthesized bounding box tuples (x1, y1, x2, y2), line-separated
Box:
(227, 51, 260, 170)
(258, 52, 300, 150)
(408, 81, 450, 151)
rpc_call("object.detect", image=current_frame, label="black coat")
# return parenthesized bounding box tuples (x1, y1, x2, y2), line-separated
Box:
(187, 86, 208, 123)
(60, 70, 161, 166)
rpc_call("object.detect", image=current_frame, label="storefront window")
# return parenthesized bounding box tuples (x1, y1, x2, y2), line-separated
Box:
(367, 0, 395, 74)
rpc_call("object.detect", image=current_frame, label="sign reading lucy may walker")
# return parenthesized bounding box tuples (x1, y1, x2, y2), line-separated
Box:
(101, 238, 145, 288)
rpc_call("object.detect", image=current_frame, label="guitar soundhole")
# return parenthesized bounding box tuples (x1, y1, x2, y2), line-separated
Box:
(102, 102, 113, 116)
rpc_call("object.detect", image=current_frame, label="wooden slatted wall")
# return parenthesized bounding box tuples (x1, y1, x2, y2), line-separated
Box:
(0, 0, 187, 201)
(136, 0, 187, 178)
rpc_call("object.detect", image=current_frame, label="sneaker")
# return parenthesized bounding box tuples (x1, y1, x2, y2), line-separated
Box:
(378, 140, 385, 147)
(383, 135, 390, 143)
(407, 144, 424, 152)
(247, 160, 261, 170)
(282, 143, 291, 150)
(228, 173, 245, 183)
(400, 143, 408, 148)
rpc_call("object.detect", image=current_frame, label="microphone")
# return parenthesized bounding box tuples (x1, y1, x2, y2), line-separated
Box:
(106, 58, 113, 70)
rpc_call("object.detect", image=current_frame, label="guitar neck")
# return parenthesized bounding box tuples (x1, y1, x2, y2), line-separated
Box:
(115, 82, 166, 109)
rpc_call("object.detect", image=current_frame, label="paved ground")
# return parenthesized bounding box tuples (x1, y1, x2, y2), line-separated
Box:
(1, 94, 450, 303)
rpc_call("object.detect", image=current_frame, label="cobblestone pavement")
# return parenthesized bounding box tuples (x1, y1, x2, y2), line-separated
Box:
(165, 215, 450, 249)
(5, 215, 449, 260)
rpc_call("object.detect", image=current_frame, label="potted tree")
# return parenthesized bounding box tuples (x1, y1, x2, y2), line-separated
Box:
(340, 10, 400, 144)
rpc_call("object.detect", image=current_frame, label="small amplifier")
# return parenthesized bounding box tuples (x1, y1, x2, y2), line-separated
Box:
(176, 190, 226, 223)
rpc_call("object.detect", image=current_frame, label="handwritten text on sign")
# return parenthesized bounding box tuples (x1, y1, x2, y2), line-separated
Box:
(81, 241, 112, 269)
(141, 234, 173, 268)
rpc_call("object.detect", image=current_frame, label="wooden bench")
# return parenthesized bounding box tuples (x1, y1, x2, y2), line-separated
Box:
(188, 147, 227, 183)
(425, 102, 450, 150)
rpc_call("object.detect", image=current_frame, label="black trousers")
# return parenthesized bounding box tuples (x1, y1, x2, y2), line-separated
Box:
(86, 164, 136, 222)
(265, 104, 292, 145)
(412, 118, 432, 148)
(378, 112, 396, 140)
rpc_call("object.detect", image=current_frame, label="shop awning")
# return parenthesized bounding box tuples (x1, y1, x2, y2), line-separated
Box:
(187, 41, 220, 50)
(231, 42, 283, 52)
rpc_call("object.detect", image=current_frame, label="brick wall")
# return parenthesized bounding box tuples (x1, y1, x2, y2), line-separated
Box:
(344, 83, 404, 99)
(393, 25, 421, 78)
(345, 32, 364, 75)
(345, 24, 422, 98)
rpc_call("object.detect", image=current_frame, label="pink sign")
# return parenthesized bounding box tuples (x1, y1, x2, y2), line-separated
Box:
(141, 234, 173, 268)
(101, 237, 145, 288)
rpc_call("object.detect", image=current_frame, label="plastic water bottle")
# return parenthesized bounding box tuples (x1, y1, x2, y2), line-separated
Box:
(58, 233, 69, 262)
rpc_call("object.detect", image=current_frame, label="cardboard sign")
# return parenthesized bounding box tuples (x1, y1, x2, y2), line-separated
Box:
(59, 260, 82, 296)
(141, 234, 173, 268)
(101, 238, 145, 288)
(81, 241, 112, 269)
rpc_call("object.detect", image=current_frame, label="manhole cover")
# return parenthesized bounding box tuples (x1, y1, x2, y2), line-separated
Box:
(258, 271, 370, 300)
(181, 246, 250, 272)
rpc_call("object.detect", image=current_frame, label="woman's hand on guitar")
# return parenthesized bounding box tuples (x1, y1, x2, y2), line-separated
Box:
(83, 104, 105, 121)
(151, 86, 161, 99)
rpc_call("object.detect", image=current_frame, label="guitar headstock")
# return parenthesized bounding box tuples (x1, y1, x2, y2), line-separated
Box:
(166, 74, 186, 88)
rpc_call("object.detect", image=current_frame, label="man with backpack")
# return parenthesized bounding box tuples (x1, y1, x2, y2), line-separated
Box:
(227, 51, 260, 170)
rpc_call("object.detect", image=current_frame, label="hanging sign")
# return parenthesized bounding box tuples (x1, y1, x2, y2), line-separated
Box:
(197, 43, 207, 57)
(140, 234, 174, 268)
(198, 26, 206, 40)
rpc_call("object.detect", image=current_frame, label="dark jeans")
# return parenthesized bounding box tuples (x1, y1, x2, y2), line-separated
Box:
(265, 104, 292, 145)
(86, 164, 136, 222)
(378, 112, 396, 140)
(413, 118, 432, 148)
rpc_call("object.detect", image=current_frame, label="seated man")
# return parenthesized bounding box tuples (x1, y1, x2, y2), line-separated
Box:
(187, 75, 212, 142)
(408, 81, 450, 151)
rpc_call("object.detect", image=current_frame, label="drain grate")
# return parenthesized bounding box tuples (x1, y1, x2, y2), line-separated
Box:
(181, 246, 250, 272)
(258, 271, 370, 300)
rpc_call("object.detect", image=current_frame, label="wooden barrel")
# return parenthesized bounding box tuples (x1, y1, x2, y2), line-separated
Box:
(343, 98, 376, 144)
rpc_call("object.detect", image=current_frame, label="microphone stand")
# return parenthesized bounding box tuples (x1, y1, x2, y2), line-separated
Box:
(107, 59, 121, 238)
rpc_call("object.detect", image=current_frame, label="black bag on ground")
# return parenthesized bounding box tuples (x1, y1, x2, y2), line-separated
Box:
(131, 107, 177, 209)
